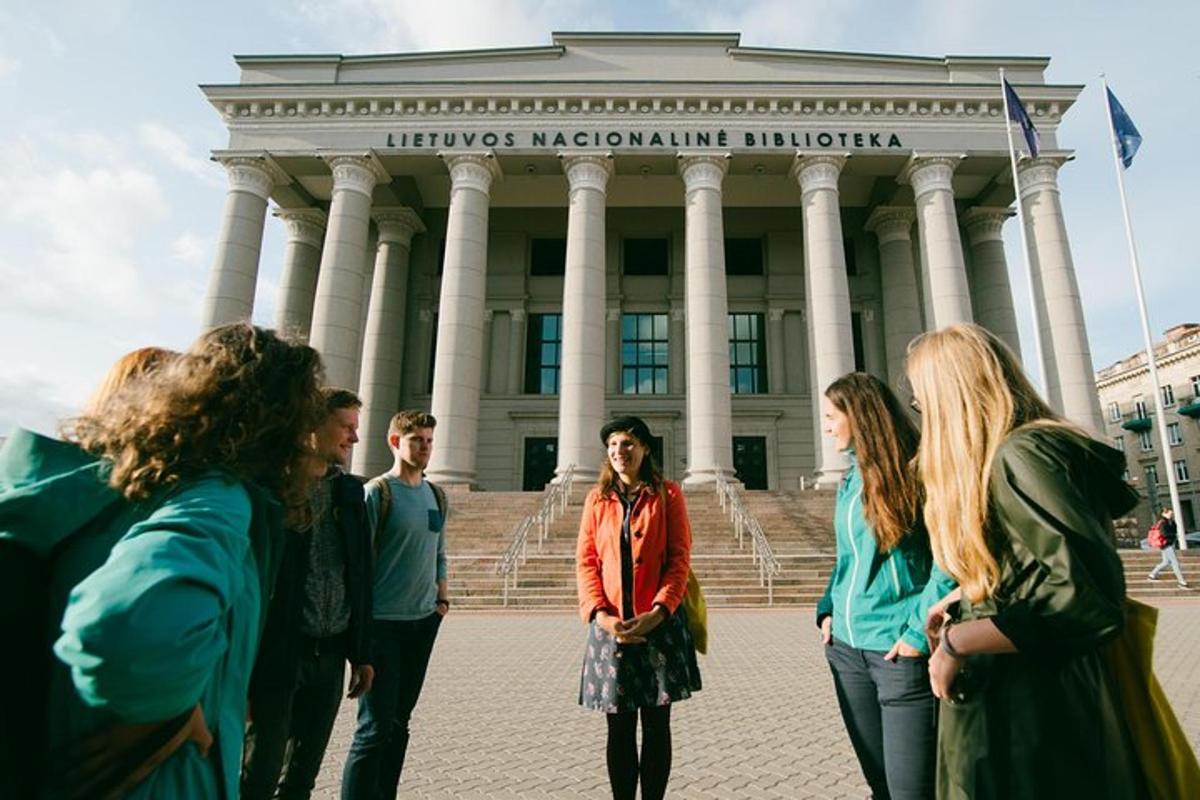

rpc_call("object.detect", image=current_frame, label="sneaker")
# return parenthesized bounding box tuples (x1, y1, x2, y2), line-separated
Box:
(1179, 581, 1190, 589)
(1148, 573, 1159, 581)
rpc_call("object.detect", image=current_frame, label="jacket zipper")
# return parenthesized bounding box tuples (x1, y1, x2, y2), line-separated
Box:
(844, 486, 863, 648)
(889, 554, 902, 597)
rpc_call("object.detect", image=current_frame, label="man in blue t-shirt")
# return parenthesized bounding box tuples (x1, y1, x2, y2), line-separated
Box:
(341, 410, 449, 800)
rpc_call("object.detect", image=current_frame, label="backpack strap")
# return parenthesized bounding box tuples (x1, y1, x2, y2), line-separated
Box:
(427, 479, 448, 523)
(366, 474, 393, 560)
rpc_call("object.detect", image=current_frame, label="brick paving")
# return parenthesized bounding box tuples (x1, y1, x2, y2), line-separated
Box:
(311, 602, 1200, 798)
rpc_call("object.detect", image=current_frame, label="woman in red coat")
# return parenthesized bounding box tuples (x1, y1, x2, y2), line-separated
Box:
(576, 415, 701, 800)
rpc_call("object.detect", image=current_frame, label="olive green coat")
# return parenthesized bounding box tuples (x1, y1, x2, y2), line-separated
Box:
(937, 426, 1146, 799)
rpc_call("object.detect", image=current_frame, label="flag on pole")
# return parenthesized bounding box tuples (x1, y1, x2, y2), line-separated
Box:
(1003, 78, 1040, 158)
(1106, 87, 1143, 169)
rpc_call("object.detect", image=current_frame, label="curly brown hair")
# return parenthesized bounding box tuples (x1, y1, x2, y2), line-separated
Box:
(70, 323, 325, 521)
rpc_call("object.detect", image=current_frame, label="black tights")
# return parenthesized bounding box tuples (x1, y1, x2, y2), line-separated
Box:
(605, 705, 672, 800)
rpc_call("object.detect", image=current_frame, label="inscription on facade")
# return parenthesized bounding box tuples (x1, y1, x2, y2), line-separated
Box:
(383, 129, 903, 150)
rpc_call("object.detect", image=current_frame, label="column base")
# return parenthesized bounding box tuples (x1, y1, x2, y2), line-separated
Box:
(423, 468, 477, 488)
(683, 467, 738, 487)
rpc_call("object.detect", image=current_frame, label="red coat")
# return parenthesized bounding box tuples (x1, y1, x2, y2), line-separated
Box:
(575, 480, 692, 623)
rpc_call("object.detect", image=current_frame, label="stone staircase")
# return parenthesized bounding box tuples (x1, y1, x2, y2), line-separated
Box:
(443, 487, 1197, 608)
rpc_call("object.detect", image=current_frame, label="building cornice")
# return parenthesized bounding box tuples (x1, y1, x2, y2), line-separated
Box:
(1096, 341, 1200, 389)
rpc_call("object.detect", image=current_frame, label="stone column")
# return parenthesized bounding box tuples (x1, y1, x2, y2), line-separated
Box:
(792, 153, 854, 486)
(507, 309, 526, 395)
(354, 207, 425, 478)
(308, 154, 389, 390)
(426, 152, 502, 485)
(1018, 156, 1104, 434)
(678, 153, 734, 485)
(865, 206, 923, 389)
(768, 308, 787, 394)
(668, 307, 687, 394)
(606, 307, 621, 393)
(902, 155, 973, 327)
(962, 207, 1022, 357)
(556, 153, 613, 483)
(201, 156, 285, 328)
(273, 208, 326, 339)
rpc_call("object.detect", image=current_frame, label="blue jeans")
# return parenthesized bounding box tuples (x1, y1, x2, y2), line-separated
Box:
(825, 638, 937, 800)
(341, 613, 442, 800)
(1150, 545, 1186, 583)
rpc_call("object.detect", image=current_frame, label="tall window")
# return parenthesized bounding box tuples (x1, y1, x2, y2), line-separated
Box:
(623, 238, 669, 276)
(530, 238, 567, 276)
(844, 238, 858, 276)
(1145, 464, 1159, 487)
(1175, 460, 1191, 483)
(524, 313, 562, 394)
(1113, 436, 1125, 452)
(725, 238, 764, 276)
(851, 312, 866, 372)
(426, 312, 438, 393)
(1162, 384, 1176, 407)
(1108, 402, 1122, 422)
(1134, 396, 1149, 419)
(1169, 422, 1183, 446)
(1139, 430, 1153, 451)
(728, 313, 767, 394)
(1192, 374, 1200, 398)
(622, 313, 668, 394)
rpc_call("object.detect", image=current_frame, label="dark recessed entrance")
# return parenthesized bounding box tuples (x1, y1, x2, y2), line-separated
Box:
(523, 437, 558, 491)
(732, 436, 768, 490)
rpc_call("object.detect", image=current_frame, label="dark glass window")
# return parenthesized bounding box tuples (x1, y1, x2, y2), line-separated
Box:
(728, 313, 768, 394)
(844, 238, 858, 276)
(524, 313, 562, 394)
(436, 238, 445, 275)
(851, 312, 865, 372)
(621, 313, 669, 394)
(530, 238, 567, 276)
(725, 238, 764, 276)
(623, 238, 669, 276)
(426, 312, 438, 393)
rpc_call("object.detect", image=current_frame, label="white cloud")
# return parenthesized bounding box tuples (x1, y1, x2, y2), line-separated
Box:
(170, 231, 210, 266)
(0, 54, 19, 80)
(139, 122, 224, 186)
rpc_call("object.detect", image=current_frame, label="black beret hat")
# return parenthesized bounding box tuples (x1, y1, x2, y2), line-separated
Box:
(599, 415, 654, 446)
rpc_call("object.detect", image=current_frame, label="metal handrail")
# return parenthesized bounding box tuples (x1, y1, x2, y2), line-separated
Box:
(713, 470, 782, 605)
(496, 464, 577, 606)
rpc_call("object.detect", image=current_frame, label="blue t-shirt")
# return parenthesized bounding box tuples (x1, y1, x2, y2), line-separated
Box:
(366, 478, 448, 621)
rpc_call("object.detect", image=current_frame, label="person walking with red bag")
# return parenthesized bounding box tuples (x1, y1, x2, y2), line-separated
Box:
(1147, 507, 1189, 588)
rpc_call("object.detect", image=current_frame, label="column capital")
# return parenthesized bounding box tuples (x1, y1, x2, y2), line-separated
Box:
(372, 206, 426, 247)
(483, 308, 494, 323)
(559, 152, 614, 195)
(440, 151, 502, 195)
(216, 155, 289, 201)
(509, 307, 527, 323)
(864, 206, 917, 244)
(607, 307, 622, 323)
(671, 308, 687, 322)
(900, 153, 966, 199)
(1017, 155, 1070, 200)
(790, 152, 849, 194)
(768, 307, 787, 322)
(273, 207, 327, 248)
(677, 152, 731, 193)
(322, 152, 390, 198)
(962, 206, 1015, 245)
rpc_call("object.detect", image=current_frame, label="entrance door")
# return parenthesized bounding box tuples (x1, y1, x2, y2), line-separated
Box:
(523, 437, 558, 491)
(732, 436, 768, 490)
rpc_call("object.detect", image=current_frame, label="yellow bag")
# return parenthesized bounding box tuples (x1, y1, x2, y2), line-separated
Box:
(1103, 597, 1200, 800)
(681, 568, 708, 654)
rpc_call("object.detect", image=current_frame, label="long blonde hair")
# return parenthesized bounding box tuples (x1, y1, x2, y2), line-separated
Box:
(906, 324, 1072, 602)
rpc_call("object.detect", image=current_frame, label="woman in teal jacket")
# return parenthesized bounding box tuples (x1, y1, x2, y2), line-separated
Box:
(816, 373, 955, 800)
(0, 323, 324, 799)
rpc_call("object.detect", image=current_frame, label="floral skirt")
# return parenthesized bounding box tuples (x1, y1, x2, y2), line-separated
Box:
(578, 606, 702, 714)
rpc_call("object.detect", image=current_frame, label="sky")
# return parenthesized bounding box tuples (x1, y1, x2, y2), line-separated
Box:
(1, 0, 1196, 436)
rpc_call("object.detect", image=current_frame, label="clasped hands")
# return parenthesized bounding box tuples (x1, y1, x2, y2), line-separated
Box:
(596, 607, 666, 644)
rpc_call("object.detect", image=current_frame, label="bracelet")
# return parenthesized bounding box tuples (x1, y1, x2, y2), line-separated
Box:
(942, 623, 965, 660)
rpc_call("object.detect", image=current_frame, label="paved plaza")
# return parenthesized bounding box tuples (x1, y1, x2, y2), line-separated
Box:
(312, 603, 1200, 798)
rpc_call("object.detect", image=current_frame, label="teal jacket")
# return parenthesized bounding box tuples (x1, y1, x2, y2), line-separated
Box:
(0, 429, 284, 799)
(815, 452, 956, 654)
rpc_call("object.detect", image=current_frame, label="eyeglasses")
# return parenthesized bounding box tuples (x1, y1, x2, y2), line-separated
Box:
(909, 397, 922, 414)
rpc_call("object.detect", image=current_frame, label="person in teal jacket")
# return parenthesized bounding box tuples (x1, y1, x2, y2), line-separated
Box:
(0, 323, 325, 799)
(815, 373, 955, 800)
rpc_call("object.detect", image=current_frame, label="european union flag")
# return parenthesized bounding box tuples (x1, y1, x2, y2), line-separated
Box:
(1003, 78, 1040, 158)
(1106, 87, 1143, 169)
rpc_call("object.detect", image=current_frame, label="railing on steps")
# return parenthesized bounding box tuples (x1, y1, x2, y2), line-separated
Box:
(713, 470, 783, 605)
(496, 464, 577, 607)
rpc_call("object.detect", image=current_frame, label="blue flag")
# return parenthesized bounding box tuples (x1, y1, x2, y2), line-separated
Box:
(1106, 87, 1142, 169)
(1003, 78, 1040, 158)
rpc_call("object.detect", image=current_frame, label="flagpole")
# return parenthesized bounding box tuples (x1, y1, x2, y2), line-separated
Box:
(999, 68, 1049, 393)
(1102, 75, 1187, 549)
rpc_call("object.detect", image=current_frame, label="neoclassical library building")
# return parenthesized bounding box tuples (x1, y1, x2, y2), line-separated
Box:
(200, 31, 1103, 491)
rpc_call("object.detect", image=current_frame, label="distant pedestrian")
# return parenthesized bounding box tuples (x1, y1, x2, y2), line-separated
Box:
(242, 387, 375, 800)
(576, 415, 701, 800)
(907, 323, 1145, 798)
(1148, 507, 1189, 588)
(0, 323, 324, 799)
(342, 410, 449, 800)
(817, 373, 956, 800)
